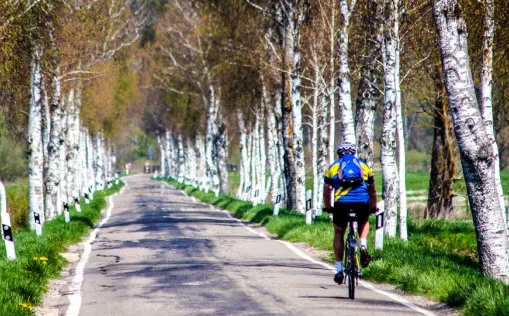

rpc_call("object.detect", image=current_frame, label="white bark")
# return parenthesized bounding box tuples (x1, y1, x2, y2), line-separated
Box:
(165, 129, 173, 178)
(66, 85, 82, 201)
(395, 31, 407, 240)
(479, 0, 505, 226)
(317, 85, 330, 210)
(28, 48, 45, 229)
(382, 0, 400, 237)
(93, 132, 105, 190)
(432, 0, 509, 280)
(42, 92, 51, 175)
(337, 0, 358, 144)
(237, 110, 248, 199)
(205, 80, 220, 193)
(258, 100, 267, 202)
(177, 134, 185, 181)
(45, 72, 65, 220)
(86, 130, 95, 195)
(157, 133, 167, 178)
(291, 6, 306, 214)
(196, 134, 206, 183)
(328, 1, 336, 165)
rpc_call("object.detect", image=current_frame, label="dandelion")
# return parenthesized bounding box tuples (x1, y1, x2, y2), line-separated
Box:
(19, 303, 33, 311)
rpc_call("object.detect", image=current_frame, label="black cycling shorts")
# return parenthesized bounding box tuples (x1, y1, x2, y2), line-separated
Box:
(332, 202, 370, 229)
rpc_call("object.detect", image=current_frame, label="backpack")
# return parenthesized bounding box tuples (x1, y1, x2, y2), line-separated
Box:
(337, 154, 365, 186)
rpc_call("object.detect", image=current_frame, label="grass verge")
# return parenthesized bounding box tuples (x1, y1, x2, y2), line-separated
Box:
(163, 177, 509, 316)
(0, 182, 124, 315)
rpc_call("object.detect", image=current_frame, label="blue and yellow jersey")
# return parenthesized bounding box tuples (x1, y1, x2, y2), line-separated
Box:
(324, 158, 374, 203)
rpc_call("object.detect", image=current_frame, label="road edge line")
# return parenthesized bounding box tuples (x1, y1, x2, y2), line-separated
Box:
(66, 195, 115, 316)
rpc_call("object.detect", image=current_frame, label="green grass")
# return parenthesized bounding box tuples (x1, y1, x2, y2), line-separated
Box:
(0, 182, 124, 315)
(163, 177, 509, 316)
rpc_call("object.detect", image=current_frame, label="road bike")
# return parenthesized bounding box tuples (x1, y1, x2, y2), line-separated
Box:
(344, 211, 361, 300)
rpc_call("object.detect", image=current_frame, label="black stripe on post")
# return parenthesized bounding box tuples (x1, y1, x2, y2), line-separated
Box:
(74, 197, 80, 204)
(255, 190, 259, 198)
(3, 224, 13, 241)
(63, 202, 69, 211)
(34, 212, 41, 225)
(306, 199, 312, 211)
(376, 212, 384, 229)
(276, 195, 281, 204)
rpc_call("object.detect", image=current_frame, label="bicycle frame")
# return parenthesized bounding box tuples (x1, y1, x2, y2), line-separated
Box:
(344, 211, 360, 300)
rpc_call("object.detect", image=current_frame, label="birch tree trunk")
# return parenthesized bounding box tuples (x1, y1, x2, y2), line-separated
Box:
(177, 134, 185, 180)
(382, 0, 400, 237)
(216, 119, 229, 194)
(317, 85, 330, 210)
(427, 76, 456, 219)
(42, 93, 51, 176)
(28, 48, 45, 228)
(196, 134, 206, 184)
(258, 100, 267, 202)
(165, 129, 173, 178)
(86, 130, 95, 195)
(281, 3, 296, 211)
(94, 132, 105, 190)
(237, 110, 248, 198)
(479, 0, 505, 225)
(355, 0, 383, 167)
(395, 40, 408, 241)
(312, 63, 320, 212)
(205, 80, 221, 193)
(66, 85, 82, 201)
(291, 7, 306, 214)
(45, 72, 65, 220)
(337, 0, 358, 144)
(157, 133, 166, 177)
(329, 1, 336, 165)
(432, 0, 509, 281)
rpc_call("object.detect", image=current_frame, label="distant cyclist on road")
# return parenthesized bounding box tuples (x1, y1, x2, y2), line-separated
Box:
(323, 142, 377, 285)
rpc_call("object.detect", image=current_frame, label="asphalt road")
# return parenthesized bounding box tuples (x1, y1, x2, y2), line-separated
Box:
(77, 174, 432, 316)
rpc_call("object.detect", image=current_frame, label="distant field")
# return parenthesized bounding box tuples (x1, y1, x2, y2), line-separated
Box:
(228, 169, 509, 199)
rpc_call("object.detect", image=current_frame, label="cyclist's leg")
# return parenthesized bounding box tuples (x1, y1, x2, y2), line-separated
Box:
(333, 223, 346, 263)
(353, 202, 371, 268)
(332, 203, 348, 283)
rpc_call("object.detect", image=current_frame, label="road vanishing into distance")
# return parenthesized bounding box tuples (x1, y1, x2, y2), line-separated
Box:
(70, 174, 435, 316)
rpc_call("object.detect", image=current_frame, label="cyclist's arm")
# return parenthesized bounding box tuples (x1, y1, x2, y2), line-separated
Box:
(368, 182, 377, 211)
(323, 184, 333, 209)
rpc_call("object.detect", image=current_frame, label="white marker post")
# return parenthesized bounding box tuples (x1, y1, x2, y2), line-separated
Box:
(305, 190, 313, 225)
(375, 200, 385, 249)
(34, 212, 42, 236)
(253, 185, 260, 206)
(74, 197, 81, 212)
(63, 202, 70, 223)
(244, 185, 251, 201)
(84, 193, 90, 204)
(89, 186, 94, 200)
(273, 188, 282, 216)
(115, 173, 120, 184)
(0, 181, 16, 260)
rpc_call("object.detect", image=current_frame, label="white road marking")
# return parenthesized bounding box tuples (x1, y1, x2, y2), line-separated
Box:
(162, 180, 435, 315)
(66, 196, 115, 316)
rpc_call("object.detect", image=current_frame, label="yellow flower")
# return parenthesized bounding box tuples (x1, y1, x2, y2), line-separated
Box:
(39, 256, 48, 261)
(19, 303, 33, 311)
(33, 257, 38, 260)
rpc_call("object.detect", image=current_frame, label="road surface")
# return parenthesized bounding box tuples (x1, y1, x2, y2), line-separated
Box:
(74, 174, 433, 316)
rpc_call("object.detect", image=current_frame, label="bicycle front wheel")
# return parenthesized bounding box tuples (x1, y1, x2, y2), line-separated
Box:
(348, 247, 356, 299)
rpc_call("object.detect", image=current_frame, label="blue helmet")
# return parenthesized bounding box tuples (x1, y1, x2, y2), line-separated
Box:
(337, 142, 357, 157)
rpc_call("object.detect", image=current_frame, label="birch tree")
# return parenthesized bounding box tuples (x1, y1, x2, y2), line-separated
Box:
(432, 0, 509, 281)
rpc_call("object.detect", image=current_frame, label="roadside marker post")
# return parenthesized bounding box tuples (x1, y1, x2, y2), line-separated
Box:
(115, 173, 120, 185)
(63, 202, 70, 223)
(84, 193, 90, 204)
(273, 188, 282, 216)
(74, 197, 81, 212)
(375, 200, 385, 249)
(305, 190, 313, 225)
(244, 185, 251, 201)
(34, 212, 42, 236)
(253, 185, 260, 206)
(0, 181, 16, 260)
(88, 186, 94, 200)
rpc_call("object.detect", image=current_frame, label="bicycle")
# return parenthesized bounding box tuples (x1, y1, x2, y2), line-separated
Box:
(343, 211, 361, 300)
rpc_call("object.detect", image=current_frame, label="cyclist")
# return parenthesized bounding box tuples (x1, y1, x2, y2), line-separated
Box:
(323, 142, 377, 285)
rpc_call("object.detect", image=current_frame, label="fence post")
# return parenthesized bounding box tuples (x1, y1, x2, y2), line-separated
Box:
(0, 181, 16, 260)
(273, 188, 282, 216)
(375, 200, 385, 249)
(305, 190, 313, 225)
